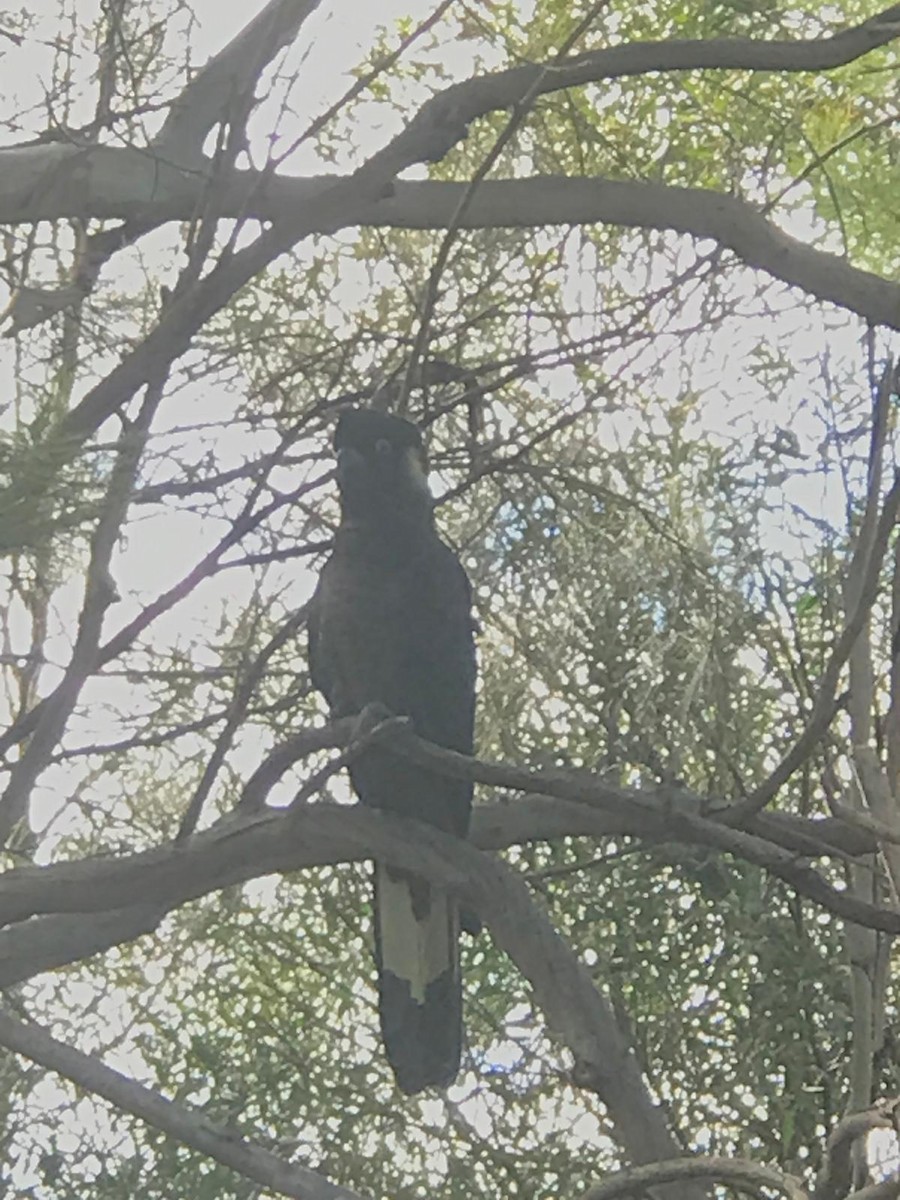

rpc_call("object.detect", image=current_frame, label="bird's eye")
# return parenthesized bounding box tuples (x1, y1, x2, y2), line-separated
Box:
(375, 438, 393, 457)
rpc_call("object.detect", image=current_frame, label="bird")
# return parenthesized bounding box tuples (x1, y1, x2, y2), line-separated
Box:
(307, 407, 476, 1094)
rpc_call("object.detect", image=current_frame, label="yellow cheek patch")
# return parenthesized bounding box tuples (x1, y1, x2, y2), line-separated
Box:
(402, 446, 431, 497)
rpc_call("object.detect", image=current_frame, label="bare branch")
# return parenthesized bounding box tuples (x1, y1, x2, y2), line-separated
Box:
(2, 724, 899, 957)
(0, 1006, 367, 1200)
(845, 1181, 900, 1200)
(399, 3, 610, 409)
(583, 1155, 809, 1200)
(176, 604, 311, 838)
(376, 178, 900, 331)
(2, 0, 323, 331)
(0, 786, 881, 989)
(3, 163, 895, 331)
(0, 903, 167, 982)
(0, 475, 328, 760)
(814, 1101, 900, 1200)
(0, 150, 406, 521)
(156, 0, 322, 162)
(0, 7, 896, 341)
(416, 5, 900, 128)
(0, 809, 695, 1174)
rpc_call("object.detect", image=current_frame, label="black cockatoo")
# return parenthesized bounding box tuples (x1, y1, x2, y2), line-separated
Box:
(307, 407, 476, 1094)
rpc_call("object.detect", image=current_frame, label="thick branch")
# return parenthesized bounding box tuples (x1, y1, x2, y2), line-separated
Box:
(814, 1102, 900, 1200)
(0, 779, 876, 998)
(375, 178, 900, 330)
(0, 728, 891, 935)
(155, 0, 321, 162)
(845, 1183, 900, 1200)
(583, 1156, 809, 1200)
(0, 738, 893, 1179)
(0, 903, 166, 983)
(0, 7, 896, 339)
(1, 165, 896, 331)
(0, 793, 878, 987)
(0, 808, 691, 1171)
(5, 0, 898, 222)
(425, 4, 900, 125)
(0, 1007, 365, 1200)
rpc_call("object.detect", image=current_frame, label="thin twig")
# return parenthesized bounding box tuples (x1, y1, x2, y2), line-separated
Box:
(725, 465, 900, 824)
(0, 378, 164, 846)
(399, 1, 612, 410)
(176, 605, 311, 839)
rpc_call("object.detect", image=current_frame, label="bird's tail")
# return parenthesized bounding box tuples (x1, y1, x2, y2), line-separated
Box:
(373, 863, 462, 1094)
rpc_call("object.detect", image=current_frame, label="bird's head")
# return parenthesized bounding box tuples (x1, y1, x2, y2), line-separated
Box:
(332, 407, 433, 522)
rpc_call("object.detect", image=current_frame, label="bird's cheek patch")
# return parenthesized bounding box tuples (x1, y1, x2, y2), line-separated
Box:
(401, 447, 431, 497)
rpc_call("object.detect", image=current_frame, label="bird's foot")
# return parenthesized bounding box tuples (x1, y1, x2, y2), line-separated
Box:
(349, 705, 412, 755)
(355, 701, 395, 732)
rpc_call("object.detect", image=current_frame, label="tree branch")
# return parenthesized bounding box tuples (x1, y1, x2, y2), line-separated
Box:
(0, 739, 893, 1186)
(3, 814, 692, 1175)
(0, 7, 896, 337)
(430, 4, 900, 122)
(375, 178, 900, 330)
(155, 0, 322, 163)
(845, 1182, 900, 1200)
(583, 1155, 809, 1200)
(3, 165, 896, 331)
(0, 726, 893, 937)
(0, 792, 878, 988)
(0, 472, 328, 759)
(0, 381, 164, 845)
(814, 1102, 900, 1200)
(0, 1006, 366, 1200)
